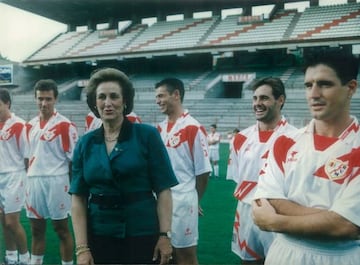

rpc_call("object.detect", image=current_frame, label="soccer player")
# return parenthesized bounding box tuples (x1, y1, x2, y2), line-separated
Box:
(207, 124, 221, 178)
(25, 79, 78, 265)
(155, 78, 211, 265)
(0, 89, 30, 265)
(227, 77, 297, 264)
(84, 111, 141, 133)
(253, 50, 360, 265)
(226, 128, 239, 181)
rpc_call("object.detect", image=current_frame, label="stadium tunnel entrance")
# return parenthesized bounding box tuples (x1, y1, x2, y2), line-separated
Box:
(205, 72, 255, 99)
(223, 82, 243, 98)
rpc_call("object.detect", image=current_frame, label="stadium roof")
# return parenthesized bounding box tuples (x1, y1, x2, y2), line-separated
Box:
(2, 0, 309, 26)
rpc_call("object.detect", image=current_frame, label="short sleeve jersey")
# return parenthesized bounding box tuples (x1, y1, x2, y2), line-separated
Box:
(255, 117, 360, 228)
(0, 113, 27, 173)
(227, 117, 297, 204)
(207, 131, 221, 150)
(157, 110, 212, 193)
(26, 111, 78, 176)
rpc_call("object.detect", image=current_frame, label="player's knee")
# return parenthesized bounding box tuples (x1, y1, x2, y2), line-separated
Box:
(174, 247, 198, 265)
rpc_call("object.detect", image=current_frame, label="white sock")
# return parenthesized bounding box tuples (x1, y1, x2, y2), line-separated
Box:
(19, 252, 30, 263)
(30, 254, 44, 265)
(214, 165, 219, 176)
(5, 250, 18, 262)
(61, 260, 73, 265)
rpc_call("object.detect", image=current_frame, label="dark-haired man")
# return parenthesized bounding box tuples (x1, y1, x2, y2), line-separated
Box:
(26, 79, 78, 265)
(227, 77, 297, 264)
(253, 50, 360, 264)
(155, 78, 211, 265)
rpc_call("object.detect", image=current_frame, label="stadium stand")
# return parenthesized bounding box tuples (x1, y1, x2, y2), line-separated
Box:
(126, 17, 219, 51)
(68, 25, 148, 57)
(2, 0, 360, 137)
(203, 9, 297, 46)
(29, 31, 93, 61)
(20, 3, 360, 63)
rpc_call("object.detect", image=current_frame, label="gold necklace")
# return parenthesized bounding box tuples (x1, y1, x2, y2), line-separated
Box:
(104, 123, 121, 142)
(104, 135, 118, 142)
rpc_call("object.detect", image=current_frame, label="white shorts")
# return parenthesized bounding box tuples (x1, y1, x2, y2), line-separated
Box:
(26, 174, 71, 220)
(265, 234, 360, 265)
(0, 170, 26, 214)
(232, 201, 275, 260)
(171, 190, 198, 248)
(209, 148, 219, 162)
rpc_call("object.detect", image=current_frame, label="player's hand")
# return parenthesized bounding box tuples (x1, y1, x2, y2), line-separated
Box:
(153, 236, 173, 265)
(252, 198, 277, 231)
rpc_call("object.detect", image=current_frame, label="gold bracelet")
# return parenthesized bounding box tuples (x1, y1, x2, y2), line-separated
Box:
(75, 244, 89, 251)
(76, 247, 90, 256)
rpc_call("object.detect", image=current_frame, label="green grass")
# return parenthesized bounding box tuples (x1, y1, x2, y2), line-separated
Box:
(199, 178, 239, 264)
(1, 143, 241, 264)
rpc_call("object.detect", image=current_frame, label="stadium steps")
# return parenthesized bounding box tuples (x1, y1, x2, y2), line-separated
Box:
(188, 71, 214, 91)
(197, 16, 221, 45)
(283, 12, 301, 40)
(122, 24, 148, 50)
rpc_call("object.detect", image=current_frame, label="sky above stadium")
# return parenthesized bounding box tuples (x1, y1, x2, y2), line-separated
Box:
(0, 0, 355, 62)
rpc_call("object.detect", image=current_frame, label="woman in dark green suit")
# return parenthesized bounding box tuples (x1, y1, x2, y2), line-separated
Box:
(70, 68, 178, 265)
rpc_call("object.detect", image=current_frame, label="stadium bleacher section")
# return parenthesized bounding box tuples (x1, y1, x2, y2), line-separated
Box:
(3, 1, 360, 137)
(126, 17, 219, 52)
(23, 2, 360, 63)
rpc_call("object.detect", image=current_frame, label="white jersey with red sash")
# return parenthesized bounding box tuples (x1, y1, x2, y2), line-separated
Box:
(228, 116, 297, 204)
(0, 113, 27, 173)
(256, 116, 360, 228)
(255, 117, 360, 265)
(157, 110, 211, 193)
(228, 116, 297, 260)
(26, 110, 78, 177)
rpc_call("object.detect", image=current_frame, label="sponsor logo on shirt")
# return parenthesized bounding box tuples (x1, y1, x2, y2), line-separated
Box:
(287, 151, 298, 162)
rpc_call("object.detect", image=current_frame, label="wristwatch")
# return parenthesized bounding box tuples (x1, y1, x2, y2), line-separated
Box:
(159, 231, 172, 239)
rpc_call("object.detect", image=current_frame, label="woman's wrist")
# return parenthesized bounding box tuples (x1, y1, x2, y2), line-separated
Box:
(75, 244, 91, 256)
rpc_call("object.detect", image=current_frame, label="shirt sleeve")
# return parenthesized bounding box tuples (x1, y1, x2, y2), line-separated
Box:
(254, 135, 293, 200)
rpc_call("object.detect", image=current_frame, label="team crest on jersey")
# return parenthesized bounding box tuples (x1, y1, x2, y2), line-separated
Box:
(0, 130, 11, 140)
(42, 130, 56, 141)
(325, 158, 348, 181)
(168, 134, 180, 147)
